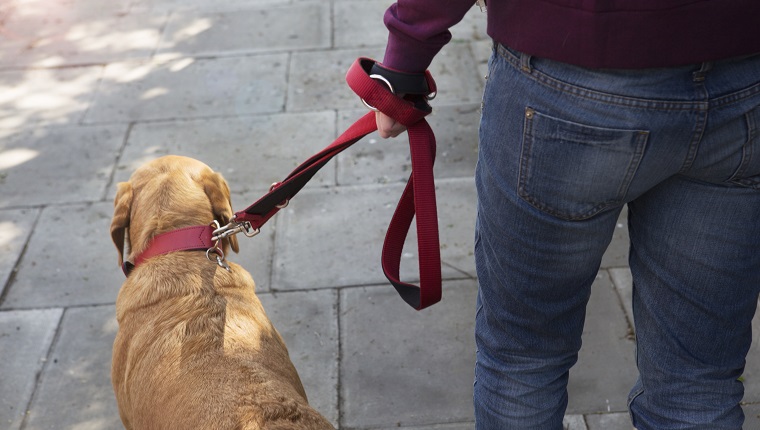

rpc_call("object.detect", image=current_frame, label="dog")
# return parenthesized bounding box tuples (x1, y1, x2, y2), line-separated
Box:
(110, 155, 334, 430)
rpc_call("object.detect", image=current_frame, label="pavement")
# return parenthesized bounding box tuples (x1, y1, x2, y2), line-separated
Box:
(0, 0, 759, 429)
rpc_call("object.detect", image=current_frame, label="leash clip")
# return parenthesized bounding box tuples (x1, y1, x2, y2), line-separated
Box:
(212, 217, 260, 242)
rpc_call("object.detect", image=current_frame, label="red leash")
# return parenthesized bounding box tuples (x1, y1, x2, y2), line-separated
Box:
(128, 58, 442, 310)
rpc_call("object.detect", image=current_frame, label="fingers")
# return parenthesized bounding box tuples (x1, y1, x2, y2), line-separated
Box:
(376, 112, 407, 138)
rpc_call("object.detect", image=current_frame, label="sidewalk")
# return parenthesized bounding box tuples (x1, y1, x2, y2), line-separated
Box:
(1, 1, 758, 429)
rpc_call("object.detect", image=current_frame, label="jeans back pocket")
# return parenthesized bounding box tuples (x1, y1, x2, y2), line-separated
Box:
(518, 108, 649, 220)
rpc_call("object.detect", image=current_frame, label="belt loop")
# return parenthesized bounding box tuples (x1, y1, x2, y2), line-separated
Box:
(520, 51, 533, 73)
(692, 62, 713, 82)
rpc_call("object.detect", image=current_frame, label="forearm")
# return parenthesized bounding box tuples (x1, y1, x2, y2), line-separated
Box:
(383, 0, 476, 72)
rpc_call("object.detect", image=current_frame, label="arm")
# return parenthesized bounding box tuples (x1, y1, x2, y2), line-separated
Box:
(377, 0, 476, 137)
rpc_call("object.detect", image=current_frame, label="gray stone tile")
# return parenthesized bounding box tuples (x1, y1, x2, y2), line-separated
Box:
(23, 305, 121, 430)
(563, 415, 588, 430)
(111, 111, 337, 197)
(472, 40, 492, 86)
(585, 412, 632, 430)
(375, 423, 475, 430)
(333, 0, 392, 49)
(0, 125, 126, 208)
(431, 43, 485, 107)
(340, 279, 477, 428)
(744, 402, 760, 429)
(1, 202, 122, 309)
(273, 179, 475, 290)
(334, 1, 487, 53)
(0, 7, 165, 68)
(0, 208, 39, 297)
(743, 301, 760, 403)
(84, 54, 288, 123)
(130, 0, 282, 12)
(288, 47, 386, 113)
(567, 271, 638, 415)
(272, 184, 402, 290)
(288, 43, 482, 112)
(0, 66, 103, 128)
(336, 104, 479, 186)
(158, 2, 330, 56)
(609, 267, 633, 330)
(600, 208, 629, 269)
(258, 289, 339, 426)
(0, 308, 63, 430)
(450, 5, 489, 45)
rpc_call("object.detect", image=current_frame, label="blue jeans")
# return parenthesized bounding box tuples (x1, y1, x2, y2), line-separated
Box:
(473, 43, 760, 429)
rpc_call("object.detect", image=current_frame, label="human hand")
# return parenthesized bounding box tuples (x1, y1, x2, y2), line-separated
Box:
(376, 111, 407, 138)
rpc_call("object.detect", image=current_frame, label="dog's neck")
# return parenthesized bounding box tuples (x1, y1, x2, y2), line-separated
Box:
(123, 224, 217, 276)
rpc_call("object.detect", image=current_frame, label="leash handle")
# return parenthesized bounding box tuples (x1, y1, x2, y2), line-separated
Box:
(234, 58, 442, 310)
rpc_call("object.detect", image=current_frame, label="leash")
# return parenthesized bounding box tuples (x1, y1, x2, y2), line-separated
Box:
(128, 58, 442, 310)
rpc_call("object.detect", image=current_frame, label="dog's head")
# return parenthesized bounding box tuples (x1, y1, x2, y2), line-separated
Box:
(110, 155, 239, 267)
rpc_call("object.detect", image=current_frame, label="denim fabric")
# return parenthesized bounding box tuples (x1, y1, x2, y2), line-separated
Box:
(473, 43, 760, 429)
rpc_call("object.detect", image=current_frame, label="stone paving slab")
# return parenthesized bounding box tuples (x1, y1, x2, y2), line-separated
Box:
(0, 66, 103, 129)
(258, 289, 339, 426)
(0, 208, 39, 297)
(340, 279, 478, 428)
(374, 423, 475, 430)
(609, 267, 634, 329)
(0, 6, 166, 69)
(334, 0, 487, 51)
(744, 402, 760, 428)
(743, 306, 760, 403)
(157, 2, 330, 57)
(336, 104, 480, 186)
(23, 305, 121, 430)
(288, 43, 482, 113)
(111, 111, 338, 197)
(333, 0, 393, 49)
(0, 124, 126, 208)
(272, 179, 476, 290)
(585, 412, 632, 430)
(567, 271, 638, 414)
(1, 202, 122, 309)
(129, 0, 283, 13)
(600, 209, 630, 269)
(0, 308, 63, 430)
(84, 54, 288, 124)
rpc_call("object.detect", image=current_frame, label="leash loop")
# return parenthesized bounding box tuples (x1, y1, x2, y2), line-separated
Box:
(229, 57, 442, 310)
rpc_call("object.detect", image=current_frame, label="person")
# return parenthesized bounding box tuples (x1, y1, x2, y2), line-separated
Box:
(371, 1, 760, 429)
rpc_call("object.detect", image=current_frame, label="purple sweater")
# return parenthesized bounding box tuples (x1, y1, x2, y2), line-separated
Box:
(383, 0, 760, 72)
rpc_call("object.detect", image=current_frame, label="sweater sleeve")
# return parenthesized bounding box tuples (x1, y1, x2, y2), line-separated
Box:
(383, 0, 477, 73)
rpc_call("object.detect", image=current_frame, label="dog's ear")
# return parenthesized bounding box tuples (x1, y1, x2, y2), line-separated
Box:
(111, 182, 133, 266)
(203, 171, 239, 254)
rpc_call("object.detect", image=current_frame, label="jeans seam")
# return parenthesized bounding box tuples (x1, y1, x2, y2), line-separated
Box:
(493, 43, 760, 115)
(496, 44, 702, 111)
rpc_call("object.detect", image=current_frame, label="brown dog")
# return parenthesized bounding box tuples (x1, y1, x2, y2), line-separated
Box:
(110, 155, 334, 430)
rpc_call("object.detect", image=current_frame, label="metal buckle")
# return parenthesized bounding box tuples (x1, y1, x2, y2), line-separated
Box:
(212, 217, 260, 242)
(270, 182, 289, 208)
(362, 74, 395, 112)
(207, 220, 231, 271)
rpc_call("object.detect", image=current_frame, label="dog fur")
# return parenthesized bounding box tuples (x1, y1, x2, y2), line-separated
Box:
(110, 155, 334, 430)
